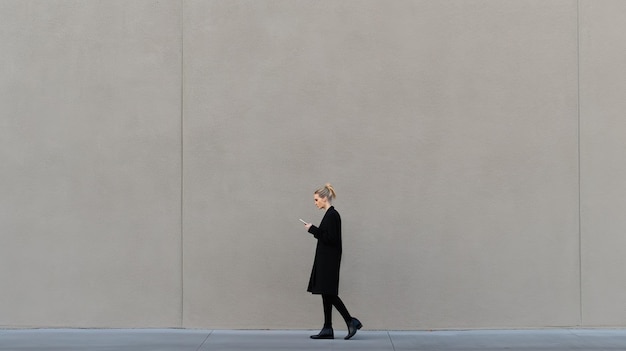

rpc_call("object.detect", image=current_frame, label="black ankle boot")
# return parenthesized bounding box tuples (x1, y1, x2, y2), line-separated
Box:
(310, 327, 334, 339)
(344, 318, 362, 340)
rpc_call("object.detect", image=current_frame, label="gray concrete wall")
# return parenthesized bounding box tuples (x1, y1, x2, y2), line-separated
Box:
(580, 0, 626, 327)
(0, 0, 624, 330)
(0, 1, 183, 328)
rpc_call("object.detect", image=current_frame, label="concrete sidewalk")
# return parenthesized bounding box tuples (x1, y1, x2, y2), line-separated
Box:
(2, 328, 626, 350)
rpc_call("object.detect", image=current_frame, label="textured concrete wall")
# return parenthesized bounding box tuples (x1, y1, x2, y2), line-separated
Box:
(0, 0, 624, 330)
(0, 1, 182, 327)
(182, 0, 579, 330)
(580, 0, 626, 327)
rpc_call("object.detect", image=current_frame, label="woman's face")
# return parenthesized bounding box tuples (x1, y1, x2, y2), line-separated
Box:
(313, 194, 328, 209)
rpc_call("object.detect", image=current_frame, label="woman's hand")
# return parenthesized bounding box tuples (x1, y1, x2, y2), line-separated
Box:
(304, 223, 312, 230)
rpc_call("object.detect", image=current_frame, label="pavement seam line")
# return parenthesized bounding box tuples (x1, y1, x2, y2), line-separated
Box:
(387, 331, 397, 351)
(195, 330, 214, 351)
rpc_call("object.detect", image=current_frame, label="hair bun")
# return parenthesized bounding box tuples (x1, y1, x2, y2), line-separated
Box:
(315, 183, 336, 200)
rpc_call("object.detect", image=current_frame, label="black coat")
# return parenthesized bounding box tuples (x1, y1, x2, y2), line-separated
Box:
(307, 206, 342, 295)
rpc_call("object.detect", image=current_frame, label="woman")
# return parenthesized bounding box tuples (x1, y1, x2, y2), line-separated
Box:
(303, 183, 362, 340)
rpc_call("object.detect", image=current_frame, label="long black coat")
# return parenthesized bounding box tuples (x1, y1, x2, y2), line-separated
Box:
(307, 206, 342, 295)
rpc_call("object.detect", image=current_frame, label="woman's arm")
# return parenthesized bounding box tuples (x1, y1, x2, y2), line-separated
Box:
(307, 212, 339, 245)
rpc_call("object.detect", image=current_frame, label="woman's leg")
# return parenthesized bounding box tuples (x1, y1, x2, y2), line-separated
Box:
(322, 294, 352, 323)
(322, 294, 362, 340)
(311, 296, 335, 339)
(322, 295, 333, 328)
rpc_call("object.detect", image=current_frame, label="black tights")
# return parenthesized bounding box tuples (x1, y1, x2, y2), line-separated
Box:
(322, 294, 352, 328)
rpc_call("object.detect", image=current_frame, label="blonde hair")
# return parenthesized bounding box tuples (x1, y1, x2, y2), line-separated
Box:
(314, 183, 336, 202)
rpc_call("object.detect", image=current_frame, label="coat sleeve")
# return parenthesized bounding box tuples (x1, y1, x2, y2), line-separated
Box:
(307, 212, 339, 246)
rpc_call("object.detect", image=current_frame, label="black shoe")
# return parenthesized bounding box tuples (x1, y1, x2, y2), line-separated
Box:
(310, 327, 334, 339)
(344, 318, 362, 340)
